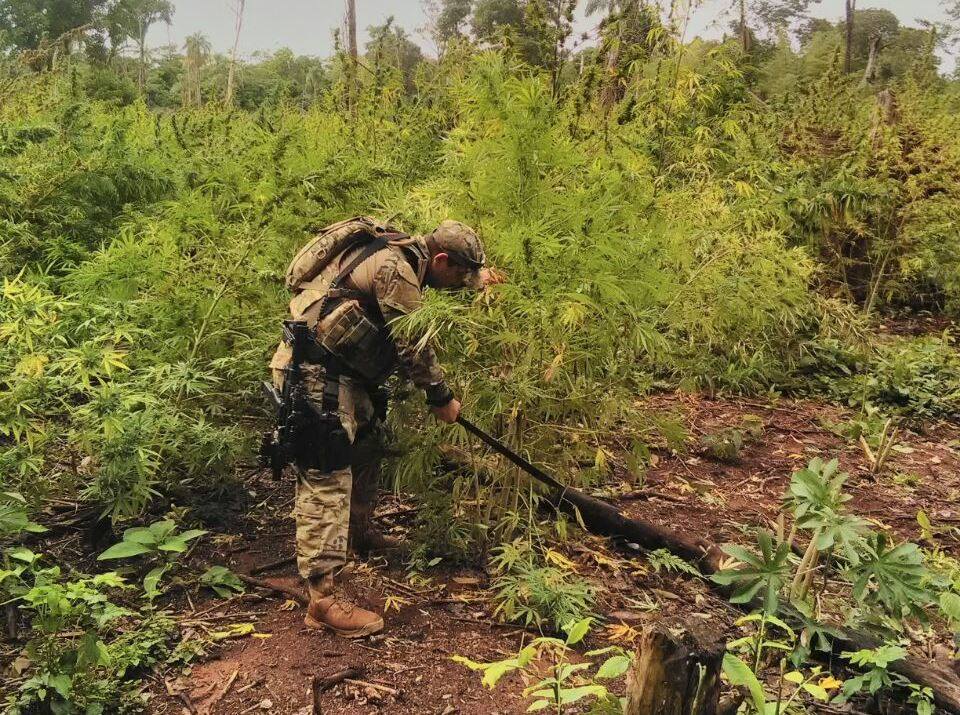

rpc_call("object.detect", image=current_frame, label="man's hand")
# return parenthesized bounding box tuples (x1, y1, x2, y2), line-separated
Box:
(480, 267, 506, 287)
(431, 398, 461, 424)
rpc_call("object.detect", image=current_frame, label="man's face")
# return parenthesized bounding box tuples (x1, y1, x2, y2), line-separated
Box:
(427, 253, 477, 289)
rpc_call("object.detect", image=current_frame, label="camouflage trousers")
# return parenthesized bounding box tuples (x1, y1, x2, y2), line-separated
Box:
(272, 362, 384, 580)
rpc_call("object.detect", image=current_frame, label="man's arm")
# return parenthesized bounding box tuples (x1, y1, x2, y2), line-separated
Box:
(373, 253, 460, 422)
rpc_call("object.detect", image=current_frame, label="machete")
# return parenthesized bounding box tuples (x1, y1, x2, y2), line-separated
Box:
(456, 415, 566, 492)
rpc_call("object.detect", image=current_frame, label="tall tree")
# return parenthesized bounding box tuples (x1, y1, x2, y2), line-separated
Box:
(182, 32, 210, 108)
(105, 0, 174, 90)
(739, 0, 750, 51)
(436, 0, 473, 44)
(587, 0, 657, 108)
(523, 0, 577, 95)
(728, 0, 820, 50)
(225, 0, 245, 106)
(859, 31, 880, 86)
(366, 17, 424, 93)
(0, 0, 108, 56)
(471, 0, 524, 43)
(752, 0, 820, 36)
(345, 0, 358, 110)
(844, 0, 855, 73)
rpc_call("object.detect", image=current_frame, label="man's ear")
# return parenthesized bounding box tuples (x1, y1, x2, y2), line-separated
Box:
(433, 252, 450, 267)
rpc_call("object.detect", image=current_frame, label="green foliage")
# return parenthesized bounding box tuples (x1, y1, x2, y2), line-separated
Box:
(453, 617, 629, 712)
(0, 14, 954, 715)
(787, 457, 867, 565)
(805, 334, 960, 420)
(712, 531, 792, 613)
(647, 548, 701, 577)
(848, 532, 930, 620)
(199, 565, 244, 598)
(490, 539, 595, 631)
(97, 519, 206, 560)
(2, 556, 182, 714)
(723, 611, 835, 715)
(836, 645, 934, 715)
(0, 491, 46, 537)
(97, 519, 206, 599)
(699, 417, 762, 463)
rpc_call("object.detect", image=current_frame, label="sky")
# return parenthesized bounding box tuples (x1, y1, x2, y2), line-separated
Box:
(147, 0, 956, 71)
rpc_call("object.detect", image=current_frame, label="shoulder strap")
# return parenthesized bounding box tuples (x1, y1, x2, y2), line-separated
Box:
(329, 236, 390, 290)
(313, 236, 391, 324)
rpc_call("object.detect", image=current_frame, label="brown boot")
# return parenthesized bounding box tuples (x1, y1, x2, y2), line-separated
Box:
(349, 441, 402, 556)
(352, 522, 402, 556)
(304, 576, 384, 639)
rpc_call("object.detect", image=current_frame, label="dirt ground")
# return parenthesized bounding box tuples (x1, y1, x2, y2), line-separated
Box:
(134, 385, 960, 715)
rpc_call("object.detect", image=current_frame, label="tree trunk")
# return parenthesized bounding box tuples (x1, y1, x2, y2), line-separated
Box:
(859, 33, 880, 87)
(346, 0, 358, 111)
(226, 0, 245, 106)
(844, 0, 856, 74)
(5, 603, 17, 641)
(543, 486, 725, 573)
(625, 623, 724, 715)
(138, 22, 147, 92)
(739, 0, 750, 54)
(600, 18, 622, 111)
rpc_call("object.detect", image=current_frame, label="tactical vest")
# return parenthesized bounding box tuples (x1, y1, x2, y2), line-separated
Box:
(281, 217, 427, 385)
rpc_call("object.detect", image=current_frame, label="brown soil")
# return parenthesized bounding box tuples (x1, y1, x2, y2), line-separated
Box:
(620, 393, 960, 555)
(22, 391, 960, 715)
(148, 465, 737, 715)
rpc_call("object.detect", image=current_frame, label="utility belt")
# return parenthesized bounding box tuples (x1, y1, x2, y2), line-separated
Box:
(260, 321, 391, 478)
(305, 344, 391, 421)
(298, 344, 390, 473)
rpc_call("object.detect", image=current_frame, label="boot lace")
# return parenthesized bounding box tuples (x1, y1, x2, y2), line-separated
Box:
(330, 596, 357, 616)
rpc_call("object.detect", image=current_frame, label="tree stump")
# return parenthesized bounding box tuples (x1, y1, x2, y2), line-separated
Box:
(624, 623, 725, 715)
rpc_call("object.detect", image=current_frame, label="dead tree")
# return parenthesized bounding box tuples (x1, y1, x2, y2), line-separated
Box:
(739, 0, 750, 54)
(225, 0, 245, 106)
(859, 33, 881, 87)
(345, 0, 358, 111)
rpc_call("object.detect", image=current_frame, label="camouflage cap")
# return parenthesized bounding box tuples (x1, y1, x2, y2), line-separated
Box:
(431, 220, 485, 271)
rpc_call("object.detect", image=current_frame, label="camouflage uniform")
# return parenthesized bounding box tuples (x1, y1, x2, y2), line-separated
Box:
(271, 221, 484, 580)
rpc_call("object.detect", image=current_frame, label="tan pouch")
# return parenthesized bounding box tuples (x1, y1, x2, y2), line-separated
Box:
(269, 342, 293, 389)
(318, 301, 396, 383)
(289, 288, 329, 326)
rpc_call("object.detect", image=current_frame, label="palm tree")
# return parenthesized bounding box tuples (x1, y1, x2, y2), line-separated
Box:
(182, 32, 212, 108)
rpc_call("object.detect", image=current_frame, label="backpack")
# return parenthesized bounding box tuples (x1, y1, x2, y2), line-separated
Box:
(284, 216, 405, 292)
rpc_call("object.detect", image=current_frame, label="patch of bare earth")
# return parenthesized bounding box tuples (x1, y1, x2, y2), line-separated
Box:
(617, 392, 960, 555)
(143, 390, 960, 714)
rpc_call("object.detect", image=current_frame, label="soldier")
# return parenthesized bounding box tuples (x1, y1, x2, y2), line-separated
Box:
(270, 219, 498, 638)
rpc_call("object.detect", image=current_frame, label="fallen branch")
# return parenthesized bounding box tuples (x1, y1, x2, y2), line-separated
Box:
(344, 678, 399, 696)
(250, 555, 296, 575)
(237, 574, 307, 607)
(544, 486, 725, 573)
(544, 485, 960, 713)
(313, 666, 362, 694)
(199, 668, 238, 715)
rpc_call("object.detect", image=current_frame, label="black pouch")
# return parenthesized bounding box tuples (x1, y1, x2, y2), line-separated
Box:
(293, 407, 351, 473)
(319, 411, 352, 472)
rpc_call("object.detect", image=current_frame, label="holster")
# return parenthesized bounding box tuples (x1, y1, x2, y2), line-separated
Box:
(295, 369, 351, 474)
